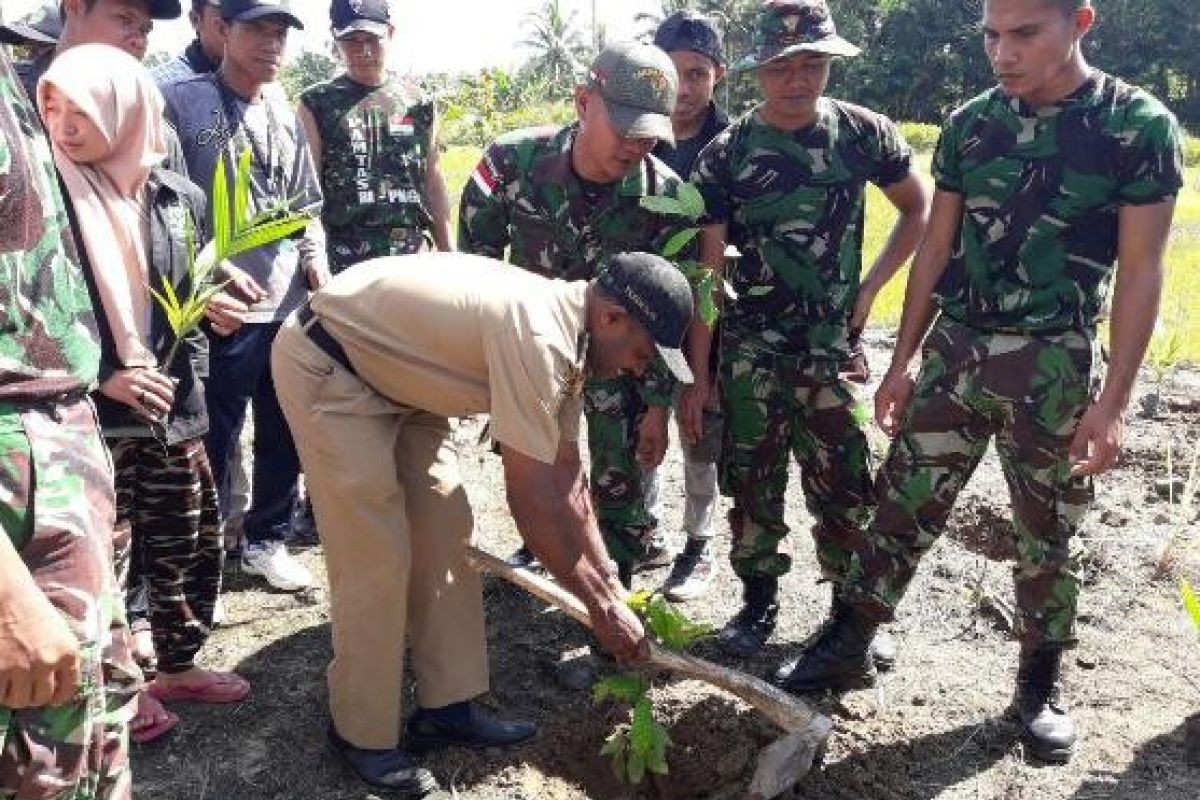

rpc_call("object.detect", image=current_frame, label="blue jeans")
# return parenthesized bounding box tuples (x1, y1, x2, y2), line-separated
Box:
(205, 322, 298, 545)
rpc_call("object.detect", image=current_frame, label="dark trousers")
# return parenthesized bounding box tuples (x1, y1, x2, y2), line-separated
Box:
(205, 321, 299, 545)
(115, 436, 222, 673)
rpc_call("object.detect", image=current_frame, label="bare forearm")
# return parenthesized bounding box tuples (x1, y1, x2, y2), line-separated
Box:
(863, 207, 926, 295)
(299, 219, 331, 289)
(508, 468, 619, 613)
(0, 536, 39, 616)
(1100, 263, 1163, 411)
(888, 190, 959, 369)
(425, 162, 454, 252)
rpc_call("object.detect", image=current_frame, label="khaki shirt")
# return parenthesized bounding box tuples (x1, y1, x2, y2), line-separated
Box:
(310, 253, 587, 464)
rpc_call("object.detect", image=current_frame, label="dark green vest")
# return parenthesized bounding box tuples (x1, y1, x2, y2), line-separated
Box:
(301, 74, 436, 271)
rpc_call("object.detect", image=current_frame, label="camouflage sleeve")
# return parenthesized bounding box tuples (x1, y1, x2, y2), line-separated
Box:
(867, 115, 913, 188)
(640, 356, 677, 408)
(457, 141, 511, 259)
(1116, 97, 1185, 206)
(931, 113, 964, 194)
(691, 127, 734, 226)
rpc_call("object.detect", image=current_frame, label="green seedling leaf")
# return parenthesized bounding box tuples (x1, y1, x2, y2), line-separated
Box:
(600, 727, 629, 781)
(662, 227, 699, 258)
(629, 696, 671, 778)
(676, 182, 705, 220)
(234, 147, 252, 229)
(630, 592, 713, 650)
(1182, 579, 1200, 633)
(640, 194, 689, 218)
(592, 674, 649, 705)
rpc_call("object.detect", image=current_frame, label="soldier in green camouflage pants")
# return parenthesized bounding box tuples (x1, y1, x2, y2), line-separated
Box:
(459, 43, 692, 582)
(688, 0, 929, 657)
(0, 50, 136, 800)
(778, 0, 1184, 766)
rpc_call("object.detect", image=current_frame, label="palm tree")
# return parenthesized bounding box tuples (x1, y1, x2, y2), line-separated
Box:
(521, 0, 590, 98)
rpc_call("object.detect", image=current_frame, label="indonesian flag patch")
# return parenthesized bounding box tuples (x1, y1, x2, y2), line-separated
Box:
(471, 154, 500, 197)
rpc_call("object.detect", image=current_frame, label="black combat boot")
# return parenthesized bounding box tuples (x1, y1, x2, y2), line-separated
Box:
(773, 601, 878, 694)
(717, 576, 779, 657)
(1012, 644, 1076, 763)
(830, 592, 897, 671)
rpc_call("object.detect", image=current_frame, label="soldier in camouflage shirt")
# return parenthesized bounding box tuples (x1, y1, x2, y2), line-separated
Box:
(688, 0, 929, 658)
(298, 0, 453, 273)
(778, 0, 1183, 765)
(0, 49, 136, 800)
(459, 42, 694, 583)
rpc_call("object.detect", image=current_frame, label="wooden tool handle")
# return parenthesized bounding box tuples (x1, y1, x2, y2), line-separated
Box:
(466, 545, 823, 732)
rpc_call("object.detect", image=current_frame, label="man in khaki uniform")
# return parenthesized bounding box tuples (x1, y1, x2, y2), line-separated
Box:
(271, 251, 694, 797)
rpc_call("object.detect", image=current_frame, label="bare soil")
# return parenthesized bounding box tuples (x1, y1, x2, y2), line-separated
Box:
(133, 332, 1200, 800)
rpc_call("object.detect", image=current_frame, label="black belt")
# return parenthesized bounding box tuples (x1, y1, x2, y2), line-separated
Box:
(297, 305, 356, 377)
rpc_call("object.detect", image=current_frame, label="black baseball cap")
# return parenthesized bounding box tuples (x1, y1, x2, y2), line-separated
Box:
(220, 0, 303, 29)
(654, 10, 724, 67)
(597, 253, 695, 385)
(331, 0, 391, 39)
(0, 3, 61, 45)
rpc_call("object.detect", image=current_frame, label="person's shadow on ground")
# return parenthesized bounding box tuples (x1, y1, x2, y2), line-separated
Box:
(1067, 715, 1199, 800)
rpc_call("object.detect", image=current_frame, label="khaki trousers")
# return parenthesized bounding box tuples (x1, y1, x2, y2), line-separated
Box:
(272, 319, 489, 749)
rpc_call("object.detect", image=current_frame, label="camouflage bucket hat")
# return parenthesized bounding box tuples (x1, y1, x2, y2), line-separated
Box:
(588, 42, 678, 145)
(734, 0, 860, 73)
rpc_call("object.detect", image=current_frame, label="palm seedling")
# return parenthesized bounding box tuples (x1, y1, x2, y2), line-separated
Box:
(152, 148, 313, 371)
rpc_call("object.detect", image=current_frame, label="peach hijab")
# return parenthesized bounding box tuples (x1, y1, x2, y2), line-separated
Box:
(38, 43, 168, 369)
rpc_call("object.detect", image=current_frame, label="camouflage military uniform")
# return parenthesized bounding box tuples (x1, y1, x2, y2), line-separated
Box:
(844, 72, 1184, 648)
(459, 123, 691, 565)
(0, 53, 136, 800)
(301, 75, 438, 272)
(692, 100, 912, 581)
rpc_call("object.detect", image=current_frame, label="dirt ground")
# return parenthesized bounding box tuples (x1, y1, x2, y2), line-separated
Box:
(132, 332, 1200, 800)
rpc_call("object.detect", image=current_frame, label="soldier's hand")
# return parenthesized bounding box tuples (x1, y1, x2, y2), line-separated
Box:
(875, 364, 916, 438)
(589, 598, 650, 666)
(850, 284, 879, 332)
(1069, 400, 1124, 476)
(636, 405, 670, 470)
(0, 587, 81, 708)
(678, 379, 711, 446)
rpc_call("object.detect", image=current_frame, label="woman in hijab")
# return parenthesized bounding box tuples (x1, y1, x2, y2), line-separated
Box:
(39, 43, 251, 744)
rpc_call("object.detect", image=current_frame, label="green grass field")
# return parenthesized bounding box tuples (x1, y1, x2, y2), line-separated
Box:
(442, 146, 1200, 363)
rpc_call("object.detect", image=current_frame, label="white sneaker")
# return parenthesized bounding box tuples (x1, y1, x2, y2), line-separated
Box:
(211, 597, 226, 627)
(242, 541, 313, 591)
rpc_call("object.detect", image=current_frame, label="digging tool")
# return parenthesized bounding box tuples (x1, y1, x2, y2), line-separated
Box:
(466, 545, 833, 799)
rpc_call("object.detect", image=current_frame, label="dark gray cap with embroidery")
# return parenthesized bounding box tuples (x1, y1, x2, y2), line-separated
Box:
(597, 252, 695, 385)
(587, 41, 678, 145)
(220, 0, 303, 28)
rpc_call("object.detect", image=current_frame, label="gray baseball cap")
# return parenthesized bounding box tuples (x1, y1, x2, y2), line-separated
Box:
(331, 0, 391, 39)
(597, 252, 694, 385)
(587, 41, 678, 145)
(0, 3, 61, 46)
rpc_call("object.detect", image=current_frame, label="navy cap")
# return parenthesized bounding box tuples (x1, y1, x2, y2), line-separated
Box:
(0, 3, 62, 46)
(654, 10, 724, 67)
(220, 0, 303, 29)
(597, 253, 695, 385)
(330, 0, 391, 39)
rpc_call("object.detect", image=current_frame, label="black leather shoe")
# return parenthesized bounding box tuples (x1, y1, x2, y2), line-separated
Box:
(406, 702, 538, 753)
(327, 726, 440, 796)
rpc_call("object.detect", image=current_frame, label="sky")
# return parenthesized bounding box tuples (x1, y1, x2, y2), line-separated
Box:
(2, 0, 664, 74)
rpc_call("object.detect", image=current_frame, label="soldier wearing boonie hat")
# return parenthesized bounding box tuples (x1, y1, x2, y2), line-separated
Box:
(298, 0, 454, 272)
(689, 0, 930, 661)
(459, 42, 698, 588)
